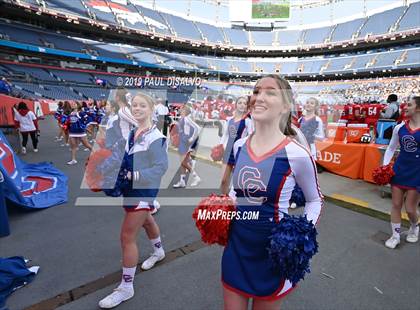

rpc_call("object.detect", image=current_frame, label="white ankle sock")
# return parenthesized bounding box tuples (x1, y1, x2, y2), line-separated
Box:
(119, 266, 136, 289)
(150, 237, 164, 254)
(391, 223, 401, 238)
(410, 221, 419, 231)
(180, 174, 186, 182)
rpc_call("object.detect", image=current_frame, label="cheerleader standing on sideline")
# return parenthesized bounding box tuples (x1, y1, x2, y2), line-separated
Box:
(98, 93, 168, 309)
(219, 96, 254, 194)
(222, 75, 323, 310)
(298, 97, 325, 159)
(173, 105, 201, 188)
(114, 89, 162, 213)
(383, 96, 420, 249)
(59, 101, 72, 147)
(54, 101, 64, 141)
(67, 103, 92, 165)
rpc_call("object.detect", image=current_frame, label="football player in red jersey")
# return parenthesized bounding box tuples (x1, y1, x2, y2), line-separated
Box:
(364, 101, 383, 134)
(348, 102, 363, 124)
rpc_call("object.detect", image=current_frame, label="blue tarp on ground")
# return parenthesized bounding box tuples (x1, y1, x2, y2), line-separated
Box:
(0, 131, 68, 209)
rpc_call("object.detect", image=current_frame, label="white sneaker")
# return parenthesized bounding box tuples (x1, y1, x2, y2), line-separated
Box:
(290, 202, 297, 209)
(21, 147, 26, 154)
(151, 200, 160, 215)
(406, 226, 419, 243)
(141, 251, 165, 270)
(67, 159, 78, 165)
(173, 180, 186, 188)
(190, 175, 201, 187)
(385, 236, 400, 249)
(98, 286, 134, 309)
(33, 149, 38, 153)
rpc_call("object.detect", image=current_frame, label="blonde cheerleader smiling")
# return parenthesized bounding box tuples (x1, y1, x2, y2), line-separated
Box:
(98, 93, 168, 308)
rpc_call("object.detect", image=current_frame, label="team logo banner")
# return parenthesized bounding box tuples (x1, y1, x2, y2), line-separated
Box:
(0, 131, 68, 209)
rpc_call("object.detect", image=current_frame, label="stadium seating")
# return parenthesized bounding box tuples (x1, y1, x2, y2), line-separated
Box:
(137, 5, 172, 36)
(251, 31, 275, 46)
(223, 28, 249, 46)
(398, 1, 420, 31)
(358, 7, 405, 37)
(195, 22, 225, 44)
(85, 0, 117, 25)
(49, 69, 93, 84)
(330, 18, 365, 42)
(160, 13, 202, 40)
(303, 27, 333, 45)
(277, 30, 302, 47)
(44, 0, 91, 19)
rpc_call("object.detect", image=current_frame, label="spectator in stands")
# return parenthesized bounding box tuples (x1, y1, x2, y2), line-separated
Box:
(0, 77, 11, 95)
(381, 94, 399, 120)
(14, 102, 39, 154)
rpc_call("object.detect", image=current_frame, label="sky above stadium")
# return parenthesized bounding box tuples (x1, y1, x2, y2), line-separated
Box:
(134, 0, 417, 27)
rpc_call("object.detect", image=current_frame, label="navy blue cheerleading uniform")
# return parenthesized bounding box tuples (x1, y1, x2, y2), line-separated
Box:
(220, 115, 253, 165)
(177, 116, 200, 156)
(68, 111, 88, 137)
(54, 107, 63, 122)
(222, 135, 323, 300)
(298, 116, 324, 159)
(120, 126, 168, 212)
(86, 106, 97, 125)
(384, 121, 420, 191)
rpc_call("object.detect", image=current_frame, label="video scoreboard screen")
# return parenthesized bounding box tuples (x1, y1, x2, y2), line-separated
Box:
(230, 0, 291, 23)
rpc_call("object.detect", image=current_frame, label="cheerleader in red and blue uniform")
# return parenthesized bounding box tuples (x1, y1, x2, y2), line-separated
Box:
(298, 97, 325, 159)
(173, 105, 201, 188)
(54, 101, 64, 141)
(383, 96, 419, 249)
(98, 93, 168, 309)
(219, 96, 254, 194)
(222, 75, 323, 310)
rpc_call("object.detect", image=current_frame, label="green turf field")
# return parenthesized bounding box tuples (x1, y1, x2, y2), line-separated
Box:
(252, 3, 290, 19)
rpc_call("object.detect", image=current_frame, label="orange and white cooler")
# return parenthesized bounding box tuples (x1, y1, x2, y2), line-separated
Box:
(346, 124, 369, 143)
(326, 122, 346, 142)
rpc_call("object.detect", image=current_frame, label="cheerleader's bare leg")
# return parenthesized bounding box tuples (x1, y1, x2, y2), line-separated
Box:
(252, 298, 283, 310)
(386, 186, 405, 248)
(223, 287, 248, 310)
(141, 213, 165, 270)
(68, 137, 79, 164)
(404, 189, 419, 243)
(80, 136, 93, 151)
(99, 211, 148, 308)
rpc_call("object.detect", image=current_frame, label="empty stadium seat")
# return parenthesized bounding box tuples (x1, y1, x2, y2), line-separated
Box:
(251, 31, 275, 46)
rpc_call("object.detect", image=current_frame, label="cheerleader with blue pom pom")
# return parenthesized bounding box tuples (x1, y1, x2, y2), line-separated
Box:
(222, 75, 323, 310)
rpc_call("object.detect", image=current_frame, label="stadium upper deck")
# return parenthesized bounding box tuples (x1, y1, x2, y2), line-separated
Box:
(4, 0, 419, 55)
